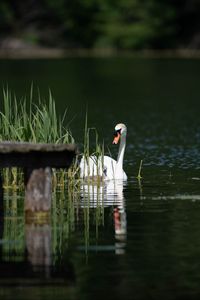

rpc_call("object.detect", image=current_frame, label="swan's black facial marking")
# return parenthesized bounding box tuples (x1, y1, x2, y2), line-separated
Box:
(113, 129, 121, 137)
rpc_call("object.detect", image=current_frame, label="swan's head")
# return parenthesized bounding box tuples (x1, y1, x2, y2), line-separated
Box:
(113, 123, 127, 144)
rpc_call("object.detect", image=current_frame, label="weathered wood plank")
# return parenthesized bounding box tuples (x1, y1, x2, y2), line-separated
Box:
(0, 141, 76, 153)
(0, 142, 77, 168)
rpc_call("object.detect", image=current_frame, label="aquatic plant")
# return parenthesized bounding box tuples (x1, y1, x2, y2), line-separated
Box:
(137, 159, 143, 180)
(0, 88, 74, 144)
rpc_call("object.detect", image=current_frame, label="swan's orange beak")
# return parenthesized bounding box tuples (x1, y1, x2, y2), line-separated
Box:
(113, 132, 121, 144)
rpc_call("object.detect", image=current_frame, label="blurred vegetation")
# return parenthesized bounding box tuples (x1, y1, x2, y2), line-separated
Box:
(0, 0, 200, 50)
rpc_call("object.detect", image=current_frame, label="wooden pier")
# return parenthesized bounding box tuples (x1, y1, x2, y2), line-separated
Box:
(0, 142, 77, 214)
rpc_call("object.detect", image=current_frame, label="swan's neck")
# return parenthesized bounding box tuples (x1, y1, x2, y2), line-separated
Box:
(115, 134, 126, 177)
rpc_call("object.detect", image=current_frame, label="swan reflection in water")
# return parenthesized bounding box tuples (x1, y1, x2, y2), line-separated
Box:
(80, 179, 127, 254)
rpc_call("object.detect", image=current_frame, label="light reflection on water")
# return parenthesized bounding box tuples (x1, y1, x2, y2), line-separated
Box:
(127, 141, 200, 169)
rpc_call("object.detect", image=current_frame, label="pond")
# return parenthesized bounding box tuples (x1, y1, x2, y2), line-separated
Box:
(0, 57, 200, 300)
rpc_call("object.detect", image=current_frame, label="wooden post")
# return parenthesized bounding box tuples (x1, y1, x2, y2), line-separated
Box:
(25, 167, 52, 214)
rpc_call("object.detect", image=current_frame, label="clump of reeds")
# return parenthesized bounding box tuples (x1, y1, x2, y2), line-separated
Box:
(0, 88, 74, 144)
(0, 87, 74, 188)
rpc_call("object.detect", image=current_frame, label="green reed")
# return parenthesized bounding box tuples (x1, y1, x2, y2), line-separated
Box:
(0, 88, 74, 144)
(137, 159, 143, 180)
(51, 188, 77, 264)
(72, 116, 106, 251)
(81, 115, 105, 184)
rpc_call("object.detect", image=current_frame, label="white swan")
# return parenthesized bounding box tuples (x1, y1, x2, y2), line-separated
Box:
(80, 123, 127, 180)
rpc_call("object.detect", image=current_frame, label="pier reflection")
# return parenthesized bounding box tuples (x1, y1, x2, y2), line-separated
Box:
(25, 222, 51, 272)
(0, 190, 75, 285)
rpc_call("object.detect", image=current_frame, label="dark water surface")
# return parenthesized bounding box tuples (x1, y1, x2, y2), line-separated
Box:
(0, 57, 200, 299)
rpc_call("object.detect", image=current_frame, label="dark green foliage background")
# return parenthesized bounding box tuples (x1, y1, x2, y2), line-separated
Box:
(0, 0, 200, 49)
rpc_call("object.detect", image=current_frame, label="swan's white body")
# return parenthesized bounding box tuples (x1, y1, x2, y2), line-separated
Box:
(80, 123, 127, 180)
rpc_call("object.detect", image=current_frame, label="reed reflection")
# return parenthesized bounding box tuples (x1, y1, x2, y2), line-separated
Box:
(80, 179, 127, 254)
